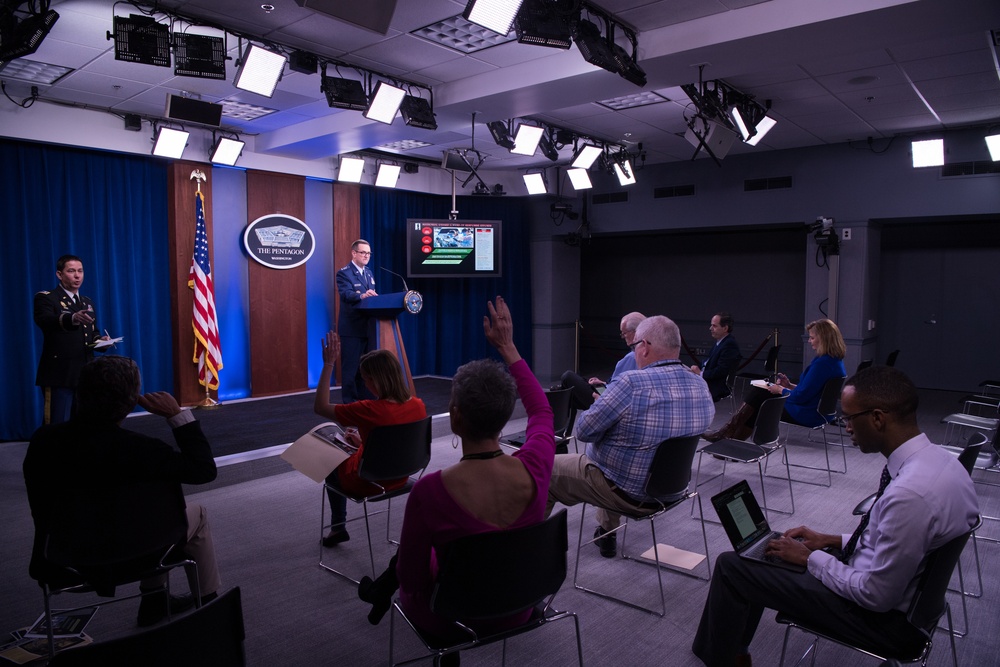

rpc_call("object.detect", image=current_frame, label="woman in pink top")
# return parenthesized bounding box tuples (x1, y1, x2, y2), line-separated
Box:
(358, 297, 555, 652)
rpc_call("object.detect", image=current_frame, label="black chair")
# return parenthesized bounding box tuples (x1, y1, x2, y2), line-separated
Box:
(885, 349, 900, 367)
(320, 416, 432, 584)
(695, 395, 794, 518)
(573, 435, 711, 616)
(737, 344, 781, 382)
(855, 359, 873, 373)
(35, 479, 201, 658)
(776, 524, 975, 667)
(48, 586, 245, 666)
(778, 375, 848, 486)
(388, 510, 583, 667)
(502, 387, 576, 454)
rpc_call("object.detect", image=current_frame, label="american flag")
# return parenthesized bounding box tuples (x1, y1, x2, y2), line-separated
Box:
(189, 191, 223, 389)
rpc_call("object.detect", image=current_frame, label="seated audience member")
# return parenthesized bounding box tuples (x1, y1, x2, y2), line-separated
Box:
(689, 312, 742, 401)
(692, 366, 980, 666)
(23, 355, 222, 627)
(546, 315, 715, 558)
(314, 335, 427, 547)
(704, 318, 846, 442)
(356, 296, 555, 651)
(560, 311, 646, 410)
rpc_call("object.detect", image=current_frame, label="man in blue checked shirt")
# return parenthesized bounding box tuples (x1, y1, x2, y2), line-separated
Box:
(545, 315, 715, 558)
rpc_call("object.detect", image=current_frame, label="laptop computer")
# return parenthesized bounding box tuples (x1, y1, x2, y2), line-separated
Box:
(711, 480, 806, 573)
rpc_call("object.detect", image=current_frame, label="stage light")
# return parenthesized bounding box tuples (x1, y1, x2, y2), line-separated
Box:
(152, 127, 189, 159)
(746, 115, 776, 146)
(210, 137, 244, 166)
(573, 19, 617, 73)
(523, 173, 546, 194)
(511, 123, 544, 156)
(365, 80, 406, 124)
(567, 168, 592, 190)
(322, 75, 368, 111)
(338, 156, 365, 182)
(173, 33, 226, 80)
(375, 163, 401, 188)
(400, 94, 437, 130)
(614, 160, 636, 185)
(488, 120, 515, 150)
(986, 133, 1000, 161)
(572, 143, 602, 169)
(515, 0, 574, 49)
(728, 104, 753, 140)
(111, 13, 169, 67)
(0, 8, 59, 63)
(234, 44, 286, 97)
(463, 0, 524, 35)
(911, 139, 944, 168)
(538, 130, 559, 161)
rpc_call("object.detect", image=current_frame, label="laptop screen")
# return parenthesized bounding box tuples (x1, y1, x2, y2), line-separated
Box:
(712, 480, 771, 551)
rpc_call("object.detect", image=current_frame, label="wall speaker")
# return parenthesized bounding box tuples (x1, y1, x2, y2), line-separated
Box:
(165, 94, 223, 127)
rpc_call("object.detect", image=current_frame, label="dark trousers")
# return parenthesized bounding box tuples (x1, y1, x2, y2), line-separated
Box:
(691, 552, 925, 666)
(42, 386, 74, 425)
(340, 335, 372, 404)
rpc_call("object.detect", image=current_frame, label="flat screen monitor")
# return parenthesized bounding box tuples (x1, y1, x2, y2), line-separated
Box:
(406, 219, 502, 278)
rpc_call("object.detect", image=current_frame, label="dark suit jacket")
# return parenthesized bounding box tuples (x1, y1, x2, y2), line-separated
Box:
(34, 287, 100, 388)
(23, 418, 216, 583)
(336, 263, 377, 339)
(702, 335, 741, 401)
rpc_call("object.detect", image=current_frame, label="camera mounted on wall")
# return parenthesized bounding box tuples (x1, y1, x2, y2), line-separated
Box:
(809, 216, 839, 256)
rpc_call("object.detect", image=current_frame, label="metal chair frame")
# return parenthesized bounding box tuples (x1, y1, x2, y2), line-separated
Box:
(774, 376, 848, 487)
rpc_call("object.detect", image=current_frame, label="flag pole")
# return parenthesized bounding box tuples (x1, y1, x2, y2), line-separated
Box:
(190, 169, 221, 409)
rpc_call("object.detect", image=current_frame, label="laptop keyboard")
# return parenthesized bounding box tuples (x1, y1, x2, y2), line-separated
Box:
(744, 532, 782, 562)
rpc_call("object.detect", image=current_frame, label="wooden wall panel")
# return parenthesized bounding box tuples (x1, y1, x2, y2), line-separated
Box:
(167, 162, 213, 406)
(332, 183, 361, 386)
(247, 171, 308, 396)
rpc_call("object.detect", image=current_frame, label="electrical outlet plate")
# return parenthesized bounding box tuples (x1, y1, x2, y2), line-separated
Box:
(842, 228, 852, 240)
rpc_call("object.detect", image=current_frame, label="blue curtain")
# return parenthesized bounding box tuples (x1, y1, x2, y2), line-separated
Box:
(360, 186, 533, 376)
(2, 139, 171, 441)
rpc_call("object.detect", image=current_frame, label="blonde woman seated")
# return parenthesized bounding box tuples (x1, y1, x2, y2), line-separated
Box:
(357, 296, 555, 654)
(314, 334, 426, 547)
(704, 319, 846, 442)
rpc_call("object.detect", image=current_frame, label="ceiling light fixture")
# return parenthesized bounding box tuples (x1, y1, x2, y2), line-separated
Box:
(514, 0, 575, 49)
(321, 72, 369, 111)
(511, 123, 544, 156)
(566, 168, 592, 190)
(173, 33, 227, 80)
(0, 6, 59, 65)
(487, 120, 516, 150)
(234, 43, 286, 97)
(375, 162, 401, 188)
(572, 143, 603, 169)
(614, 160, 636, 185)
(911, 139, 944, 168)
(364, 80, 406, 124)
(400, 94, 437, 130)
(151, 126, 189, 159)
(746, 115, 777, 146)
(338, 155, 366, 182)
(462, 0, 524, 35)
(210, 136, 245, 166)
(985, 133, 1000, 161)
(110, 14, 169, 67)
(523, 172, 547, 194)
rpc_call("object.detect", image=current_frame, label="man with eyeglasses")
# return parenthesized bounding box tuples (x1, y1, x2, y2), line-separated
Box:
(559, 311, 645, 411)
(692, 366, 979, 667)
(335, 239, 378, 403)
(546, 315, 714, 558)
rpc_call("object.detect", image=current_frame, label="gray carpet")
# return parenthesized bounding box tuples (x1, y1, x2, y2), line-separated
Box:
(2, 389, 998, 666)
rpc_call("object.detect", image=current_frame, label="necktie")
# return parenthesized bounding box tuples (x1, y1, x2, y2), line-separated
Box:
(842, 465, 891, 561)
(73, 294, 80, 306)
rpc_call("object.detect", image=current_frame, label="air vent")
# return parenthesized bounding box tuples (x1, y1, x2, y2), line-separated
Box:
(592, 192, 629, 205)
(653, 184, 695, 198)
(744, 176, 792, 191)
(941, 161, 1000, 177)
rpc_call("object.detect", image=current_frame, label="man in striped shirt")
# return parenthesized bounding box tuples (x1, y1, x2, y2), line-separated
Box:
(545, 315, 715, 557)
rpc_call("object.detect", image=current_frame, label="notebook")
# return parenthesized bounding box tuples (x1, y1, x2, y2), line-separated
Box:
(711, 480, 806, 573)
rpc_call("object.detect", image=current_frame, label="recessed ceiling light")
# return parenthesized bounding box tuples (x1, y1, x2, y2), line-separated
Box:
(596, 91, 669, 111)
(412, 15, 516, 53)
(221, 100, 278, 121)
(0, 59, 72, 84)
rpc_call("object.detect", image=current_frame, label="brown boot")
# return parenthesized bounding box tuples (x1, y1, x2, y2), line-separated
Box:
(703, 403, 756, 442)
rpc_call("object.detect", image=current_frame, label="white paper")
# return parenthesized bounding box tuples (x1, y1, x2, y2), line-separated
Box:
(638, 544, 706, 570)
(280, 423, 353, 483)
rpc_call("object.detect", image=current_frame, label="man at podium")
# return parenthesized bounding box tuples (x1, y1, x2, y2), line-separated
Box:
(337, 239, 377, 403)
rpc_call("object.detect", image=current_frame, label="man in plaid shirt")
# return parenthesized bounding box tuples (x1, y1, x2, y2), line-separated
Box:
(545, 315, 715, 557)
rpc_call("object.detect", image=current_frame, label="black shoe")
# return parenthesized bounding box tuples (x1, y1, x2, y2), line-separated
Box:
(322, 528, 350, 547)
(359, 576, 393, 625)
(136, 590, 196, 627)
(594, 526, 617, 558)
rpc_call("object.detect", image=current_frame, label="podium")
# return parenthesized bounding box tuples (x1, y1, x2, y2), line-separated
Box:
(357, 291, 420, 395)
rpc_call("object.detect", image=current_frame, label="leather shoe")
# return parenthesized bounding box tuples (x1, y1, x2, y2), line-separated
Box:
(593, 526, 617, 558)
(136, 590, 196, 627)
(322, 528, 350, 547)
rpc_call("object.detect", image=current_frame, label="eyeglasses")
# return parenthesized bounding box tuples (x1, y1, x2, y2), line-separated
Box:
(354, 250, 372, 256)
(628, 339, 649, 351)
(839, 408, 888, 423)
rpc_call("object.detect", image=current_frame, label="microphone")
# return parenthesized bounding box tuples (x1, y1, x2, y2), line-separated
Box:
(379, 266, 410, 292)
